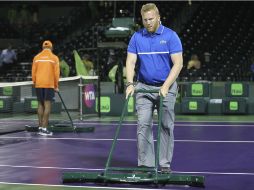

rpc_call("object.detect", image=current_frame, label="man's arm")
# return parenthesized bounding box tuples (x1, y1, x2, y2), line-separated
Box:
(125, 52, 137, 98)
(160, 52, 183, 97)
(187, 60, 192, 69)
(54, 57, 60, 91)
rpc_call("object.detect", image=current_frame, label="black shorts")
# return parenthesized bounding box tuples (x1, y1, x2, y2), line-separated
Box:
(35, 88, 55, 103)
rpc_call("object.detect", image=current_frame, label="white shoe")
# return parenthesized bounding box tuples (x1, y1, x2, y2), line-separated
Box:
(38, 128, 53, 136)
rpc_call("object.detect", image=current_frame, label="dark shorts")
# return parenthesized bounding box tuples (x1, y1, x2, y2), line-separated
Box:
(35, 88, 55, 103)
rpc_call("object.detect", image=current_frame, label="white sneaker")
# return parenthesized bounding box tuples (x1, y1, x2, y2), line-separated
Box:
(38, 128, 53, 136)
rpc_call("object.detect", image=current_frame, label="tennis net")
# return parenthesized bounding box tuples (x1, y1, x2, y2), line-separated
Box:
(0, 76, 99, 134)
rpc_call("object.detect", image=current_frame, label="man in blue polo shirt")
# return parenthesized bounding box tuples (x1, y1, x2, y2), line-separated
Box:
(125, 3, 183, 173)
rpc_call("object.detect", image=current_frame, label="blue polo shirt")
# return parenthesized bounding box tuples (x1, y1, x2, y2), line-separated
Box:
(127, 24, 182, 85)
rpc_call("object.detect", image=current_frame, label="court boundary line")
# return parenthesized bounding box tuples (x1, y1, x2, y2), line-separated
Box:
(0, 181, 167, 190)
(1, 136, 254, 143)
(1, 117, 254, 123)
(0, 164, 253, 176)
(1, 121, 254, 127)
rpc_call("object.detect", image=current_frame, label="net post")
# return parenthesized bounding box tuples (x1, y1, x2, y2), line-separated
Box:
(97, 47, 101, 118)
(79, 76, 83, 121)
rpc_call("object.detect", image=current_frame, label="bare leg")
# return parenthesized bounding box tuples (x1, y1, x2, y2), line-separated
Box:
(42, 100, 52, 128)
(37, 102, 44, 127)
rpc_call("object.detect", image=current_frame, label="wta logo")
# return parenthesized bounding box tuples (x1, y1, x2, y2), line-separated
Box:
(83, 84, 95, 108)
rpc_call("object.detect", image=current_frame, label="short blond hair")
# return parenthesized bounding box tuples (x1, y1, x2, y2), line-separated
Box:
(141, 3, 160, 16)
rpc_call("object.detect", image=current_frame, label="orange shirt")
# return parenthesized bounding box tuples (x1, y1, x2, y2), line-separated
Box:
(32, 49, 60, 89)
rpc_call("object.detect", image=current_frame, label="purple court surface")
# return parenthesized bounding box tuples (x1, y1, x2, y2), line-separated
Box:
(0, 118, 254, 190)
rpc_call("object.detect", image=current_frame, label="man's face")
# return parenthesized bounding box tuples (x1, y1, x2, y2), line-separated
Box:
(142, 10, 160, 33)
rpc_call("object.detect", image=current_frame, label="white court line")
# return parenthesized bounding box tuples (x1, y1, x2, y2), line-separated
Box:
(175, 140, 254, 143)
(75, 123, 254, 127)
(5, 119, 253, 124)
(1, 122, 254, 128)
(0, 181, 167, 190)
(177, 124, 254, 127)
(1, 121, 254, 127)
(174, 171, 254, 176)
(1, 119, 254, 124)
(0, 164, 100, 171)
(0, 164, 253, 176)
(1, 136, 254, 143)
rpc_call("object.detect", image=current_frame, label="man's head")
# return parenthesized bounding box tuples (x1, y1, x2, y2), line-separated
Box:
(141, 3, 160, 33)
(42, 40, 53, 49)
(191, 54, 199, 60)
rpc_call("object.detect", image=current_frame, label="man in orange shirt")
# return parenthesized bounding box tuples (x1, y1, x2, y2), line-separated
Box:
(32, 40, 60, 136)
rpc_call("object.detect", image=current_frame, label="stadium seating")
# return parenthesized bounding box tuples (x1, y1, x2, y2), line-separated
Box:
(0, 96, 13, 113)
(0, 1, 254, 82)
(179, 1, 254, 82)
(181, 82, 211, 114)
(222, 82, 249, 114)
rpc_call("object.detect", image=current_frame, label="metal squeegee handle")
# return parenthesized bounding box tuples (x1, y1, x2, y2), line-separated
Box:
(57, 91, 74, 128)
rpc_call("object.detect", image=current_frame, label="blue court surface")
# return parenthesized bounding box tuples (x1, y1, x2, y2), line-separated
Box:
(0, 116, 253, 190)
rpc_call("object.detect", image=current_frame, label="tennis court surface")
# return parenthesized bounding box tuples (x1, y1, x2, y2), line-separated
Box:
(0, 115, 254, 190)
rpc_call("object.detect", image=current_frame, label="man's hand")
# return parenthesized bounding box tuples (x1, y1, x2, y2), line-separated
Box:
(125, 85, 135, 99)
(159, 85, 169, 97)
(55, 88, 59, 92)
